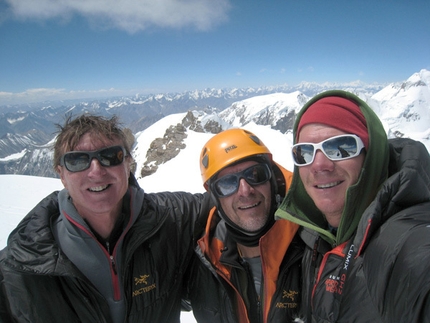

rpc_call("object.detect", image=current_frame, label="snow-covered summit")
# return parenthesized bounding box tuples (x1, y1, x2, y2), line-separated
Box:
(371, 69, 430, 143)
(219, 91, 308, 134)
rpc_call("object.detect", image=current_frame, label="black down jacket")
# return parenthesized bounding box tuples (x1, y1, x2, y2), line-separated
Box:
(0, 176, 210, 323)
(279, 138, 430, 322)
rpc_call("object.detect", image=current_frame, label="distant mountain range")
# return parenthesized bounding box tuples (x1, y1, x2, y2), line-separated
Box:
(0, 69, 429, 178)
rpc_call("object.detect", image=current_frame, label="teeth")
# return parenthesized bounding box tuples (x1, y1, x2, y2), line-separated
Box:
(316, 181, 340, 189)
(239, 202, 259, 210)
(88, 185, 109, 192)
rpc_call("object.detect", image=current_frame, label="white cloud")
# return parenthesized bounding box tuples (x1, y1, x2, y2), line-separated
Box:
(5, 0, 231, 33)
(0, 87, 136, 104)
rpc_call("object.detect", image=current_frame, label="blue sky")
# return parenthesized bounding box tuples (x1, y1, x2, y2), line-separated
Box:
(1, 0, 429, 105)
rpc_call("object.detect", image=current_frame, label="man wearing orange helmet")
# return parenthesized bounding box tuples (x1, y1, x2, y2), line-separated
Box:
(186, 128, 303, 323)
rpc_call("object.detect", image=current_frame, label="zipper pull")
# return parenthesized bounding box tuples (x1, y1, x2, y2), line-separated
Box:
(110, 255, 118, 275)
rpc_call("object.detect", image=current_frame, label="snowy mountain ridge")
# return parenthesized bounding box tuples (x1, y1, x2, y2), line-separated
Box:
(0, 69, 429, 178)
(216, 69, 430, 149)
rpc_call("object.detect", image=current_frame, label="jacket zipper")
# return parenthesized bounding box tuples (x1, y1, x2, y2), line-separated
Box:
(106, 241, 120, 300)
(110, 255, 118, 275)
(63, 212, 123, 302)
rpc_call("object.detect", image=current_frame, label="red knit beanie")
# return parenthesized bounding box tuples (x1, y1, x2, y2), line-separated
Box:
(297, 96, 369, 149)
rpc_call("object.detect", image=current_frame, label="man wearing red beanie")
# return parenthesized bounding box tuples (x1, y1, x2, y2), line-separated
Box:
(276, 90, 430, 322)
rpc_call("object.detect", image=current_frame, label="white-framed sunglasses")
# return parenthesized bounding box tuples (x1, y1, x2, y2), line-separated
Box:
(292, 134, 365, 166)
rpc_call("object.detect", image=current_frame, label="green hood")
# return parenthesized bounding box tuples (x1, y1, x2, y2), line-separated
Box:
(275, 90, 389, 246)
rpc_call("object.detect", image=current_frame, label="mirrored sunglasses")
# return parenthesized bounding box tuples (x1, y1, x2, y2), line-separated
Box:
(211, 163, 272, 198)
(292, 134, 365, 167)
(60, 145, 127, 172)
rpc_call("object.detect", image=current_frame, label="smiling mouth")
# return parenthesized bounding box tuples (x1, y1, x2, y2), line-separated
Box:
(88, 184, 110, 192)
(239, 202, 261, 210)
(316, 181, 342, 189)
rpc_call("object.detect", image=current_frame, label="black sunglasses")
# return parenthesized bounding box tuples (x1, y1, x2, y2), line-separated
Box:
(292, 134, 365, 167)
(60, 145, 127, 172)
(211, 163, 272, 198)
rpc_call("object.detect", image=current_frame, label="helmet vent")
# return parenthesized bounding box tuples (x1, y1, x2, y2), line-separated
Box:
(202, 154, 209, 169)
(250, 135, 262, 145)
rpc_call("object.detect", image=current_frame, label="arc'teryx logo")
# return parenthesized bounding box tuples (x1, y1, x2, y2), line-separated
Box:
(134, 275, 150, 285)
(275, 289, 299, 309)
(283, 290, 298, 301)
(133, 274, 156, 297)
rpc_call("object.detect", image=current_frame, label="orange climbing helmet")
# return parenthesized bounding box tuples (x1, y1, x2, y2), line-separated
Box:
(200, 128, 272, 188)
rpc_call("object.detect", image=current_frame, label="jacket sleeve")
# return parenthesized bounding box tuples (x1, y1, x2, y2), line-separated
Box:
(0, 266, 14, 322)
(383, 204, 430, 323)
(0, 191, 60, 323)
(144, 191, 213, 307)
(145, 191, 212, 240)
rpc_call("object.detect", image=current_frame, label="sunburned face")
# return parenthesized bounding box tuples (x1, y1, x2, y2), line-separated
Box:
(216, 160, 272, 232)
(57, 132, 131, 221)
(297, 124, 365, 227)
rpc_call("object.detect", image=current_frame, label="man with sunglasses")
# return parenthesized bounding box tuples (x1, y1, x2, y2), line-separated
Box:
(276, 90, 430, 322)
(185, 128, 304, 323)
(0, 114, 212, 323)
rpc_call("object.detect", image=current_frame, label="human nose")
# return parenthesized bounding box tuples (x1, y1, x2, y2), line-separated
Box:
(87, 158, 106, 175)
(237, 178, 254, 196)
(310, 149, 334, 171)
